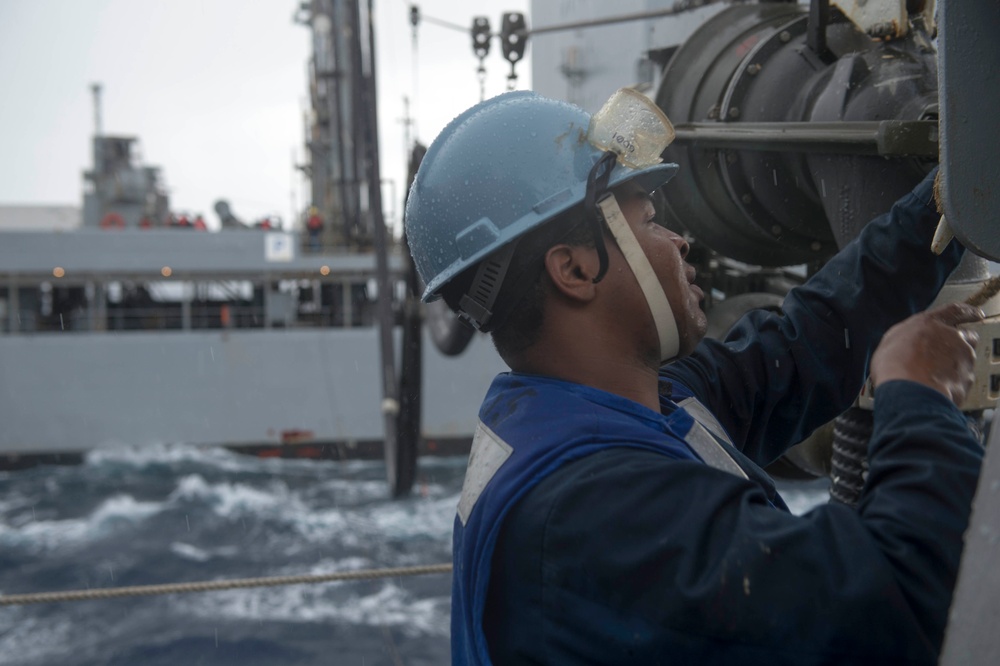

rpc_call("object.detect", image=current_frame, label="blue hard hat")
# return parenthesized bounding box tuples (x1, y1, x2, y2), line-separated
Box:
(405, 90, 679, 302)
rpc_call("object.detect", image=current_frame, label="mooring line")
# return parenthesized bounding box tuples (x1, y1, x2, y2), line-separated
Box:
(0, 563, 453, 607)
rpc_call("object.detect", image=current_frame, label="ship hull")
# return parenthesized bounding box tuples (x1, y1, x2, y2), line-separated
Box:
(0, 326, 504, 460)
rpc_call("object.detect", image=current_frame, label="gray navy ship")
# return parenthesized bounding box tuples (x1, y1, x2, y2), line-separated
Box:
(0, 115, 505, 466)
(0, 0, 508, 482)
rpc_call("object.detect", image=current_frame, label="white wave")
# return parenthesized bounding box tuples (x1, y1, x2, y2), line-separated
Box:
(233, 487, 461, 550)
(169, 541, 241, 562)
(0, 611, 92, 666)
(161, 474, 421, 554)
(82, 442, 408, 480)
(85, 442, 262, 473)
(164, 475, 385, 554)
(305, 477, 391, 507)
(367, 493, 459, 541)
(91, 493, 162, 524)
(168, 473, 301, 515)
(336, 583, 450, 637)
(171, 558, 450, 637)
(285, 507, 355, 546)
(0, 493, 41, 528)
(170, 541, 211, 562)
(0, 494, 162, 552)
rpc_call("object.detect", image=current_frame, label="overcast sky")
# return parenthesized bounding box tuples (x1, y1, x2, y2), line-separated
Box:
(0, 0, 530, 230)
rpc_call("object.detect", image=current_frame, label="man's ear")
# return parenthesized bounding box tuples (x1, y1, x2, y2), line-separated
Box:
(543, 244, 599, 302)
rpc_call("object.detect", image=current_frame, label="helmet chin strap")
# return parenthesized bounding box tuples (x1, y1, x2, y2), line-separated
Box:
(595, 194, 680, 363)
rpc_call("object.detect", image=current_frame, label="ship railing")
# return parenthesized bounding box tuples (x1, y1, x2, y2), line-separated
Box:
(0, 303, 392, 334)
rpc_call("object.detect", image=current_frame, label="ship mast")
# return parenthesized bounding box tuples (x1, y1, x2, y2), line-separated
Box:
(90, 83, 103, 137)
(296, 0, 420, 497)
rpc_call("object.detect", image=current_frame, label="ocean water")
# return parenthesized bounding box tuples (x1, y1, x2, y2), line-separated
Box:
(0, 445, 829, 665)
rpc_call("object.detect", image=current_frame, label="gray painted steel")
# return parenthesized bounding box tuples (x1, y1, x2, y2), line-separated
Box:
(940, 399, 1000, 665)
(0, 327, 504, 455)
(937, 2, 1000, 659)
(0, 230, 401, 279)
(0, 206, 81, 232)
(938, 0, 1000, 262)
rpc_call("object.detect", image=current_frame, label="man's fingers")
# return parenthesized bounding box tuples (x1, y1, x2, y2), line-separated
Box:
(872, 300, 983, 403)
(960, 329, 980, 347)
(928, 302, 986, 327)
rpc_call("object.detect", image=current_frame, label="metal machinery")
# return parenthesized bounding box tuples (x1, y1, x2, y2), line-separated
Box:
(439, 2, 997, 478)
(461, 0, 995, 485)
(296, 0, 377, 250)
(435, 0, 997, 650)
(652, 0, 935, 484)
(633, 0, 998, 491)
(656, 1, 938, 266)
(406, 0, 999, 504)
(297, 0, 419, 497)
(623, 1, 1000, 655)
(522, 0, 1000, 654)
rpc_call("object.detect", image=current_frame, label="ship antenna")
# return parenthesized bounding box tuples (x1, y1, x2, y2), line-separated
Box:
(90, 83, 103, 137)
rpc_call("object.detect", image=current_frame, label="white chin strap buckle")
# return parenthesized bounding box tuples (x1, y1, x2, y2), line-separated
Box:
(596, 195, 680, 363)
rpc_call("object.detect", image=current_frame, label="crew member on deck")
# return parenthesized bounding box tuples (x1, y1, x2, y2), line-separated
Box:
(404, 90, 984, 665)
(306, 206, 323, 251)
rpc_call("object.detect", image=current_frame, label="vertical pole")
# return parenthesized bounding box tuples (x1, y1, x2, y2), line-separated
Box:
(90, 83, 103, 137)
(87, 281, 97, 331)
(181, 284, 193, 330)
(348, 0, 366, 243)
(263, 281, 272, 330)
(363, 0, 416, 497)
(90, 83, 104, 197)
(8, 276, 19, 334)
(342, 280, 353, 327)
(331, 0, 353, 245)
(94, 280, 107, 332)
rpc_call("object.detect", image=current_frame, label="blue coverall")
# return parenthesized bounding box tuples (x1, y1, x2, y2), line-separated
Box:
(453, 171, 984, 665)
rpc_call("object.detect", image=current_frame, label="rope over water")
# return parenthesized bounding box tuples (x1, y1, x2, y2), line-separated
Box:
(0, 563, 453, 607)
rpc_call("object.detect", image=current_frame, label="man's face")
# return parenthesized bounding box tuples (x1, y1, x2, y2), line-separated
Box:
(607, 181, 708, 360)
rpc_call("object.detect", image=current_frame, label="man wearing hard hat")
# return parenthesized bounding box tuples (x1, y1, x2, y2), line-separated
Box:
(405, 89, 983, 665)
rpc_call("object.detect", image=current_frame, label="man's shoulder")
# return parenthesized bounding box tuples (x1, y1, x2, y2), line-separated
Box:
(508, 447, 721, 528)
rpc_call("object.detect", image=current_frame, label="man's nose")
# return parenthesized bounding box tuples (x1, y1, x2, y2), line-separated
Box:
(670, 232, 690, 260)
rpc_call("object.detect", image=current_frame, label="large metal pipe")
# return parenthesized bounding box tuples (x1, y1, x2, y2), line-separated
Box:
(655, 3, 938, 266)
